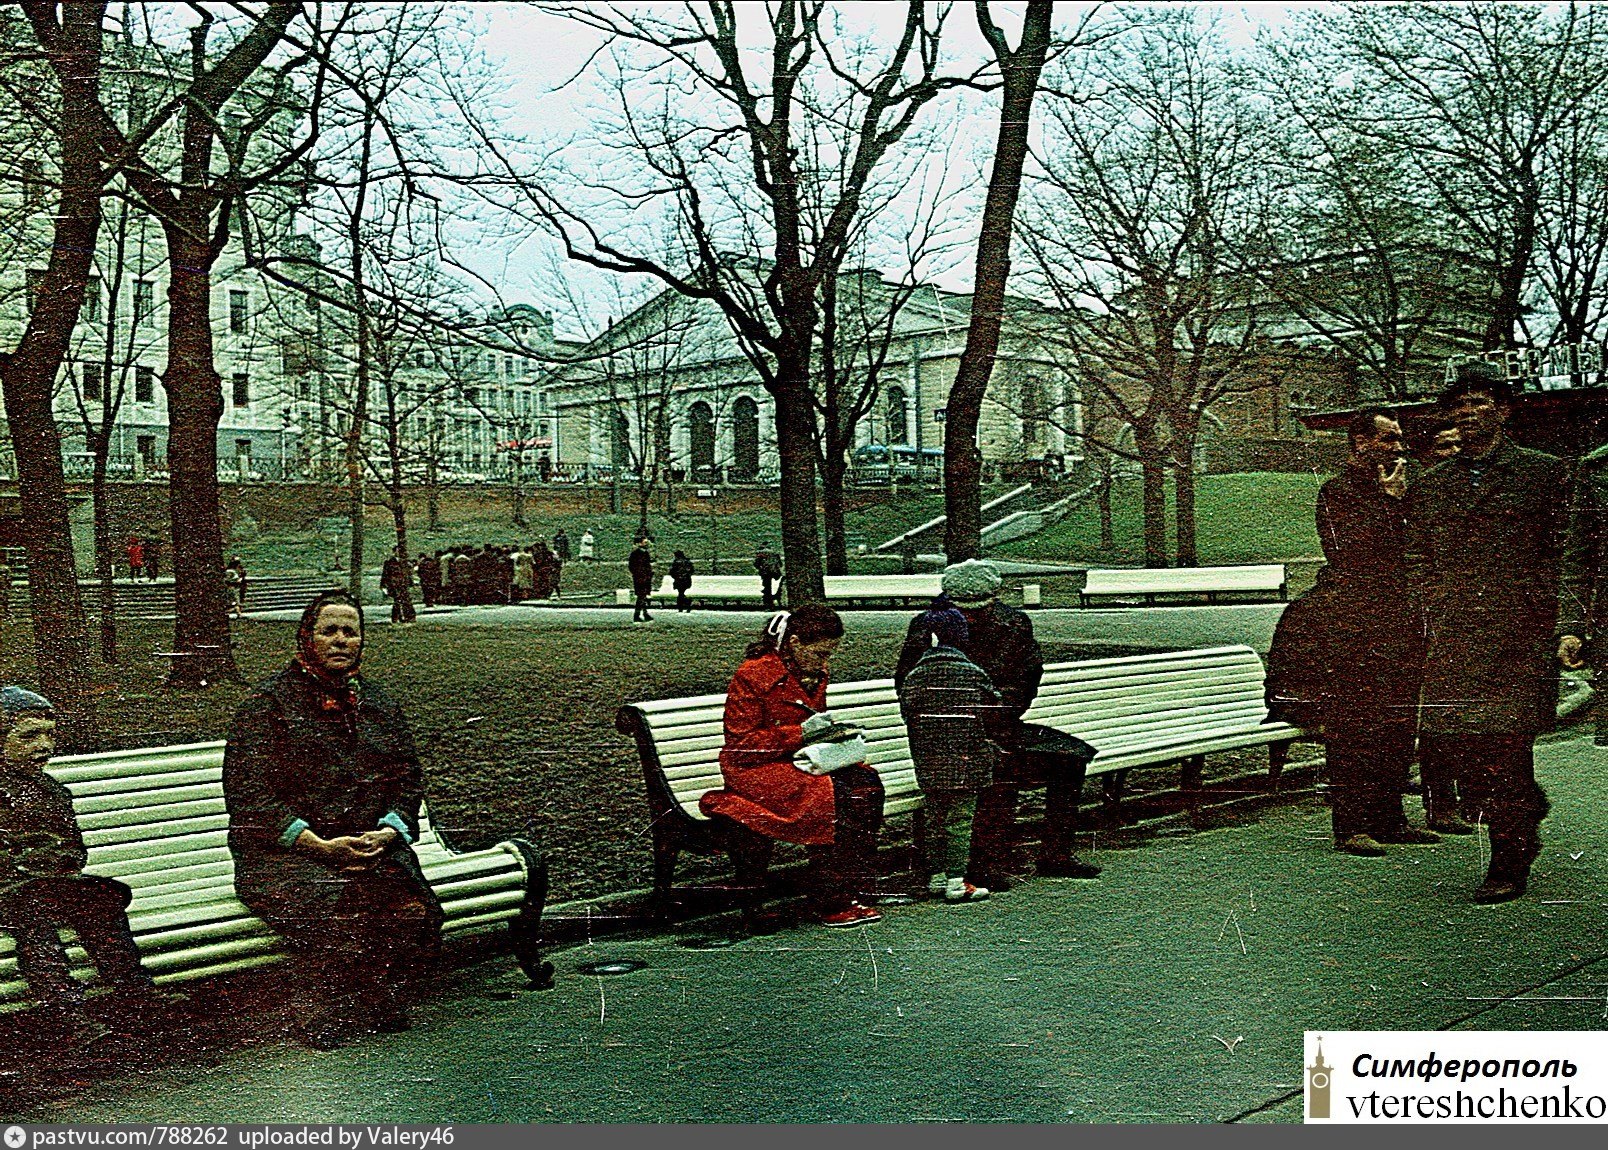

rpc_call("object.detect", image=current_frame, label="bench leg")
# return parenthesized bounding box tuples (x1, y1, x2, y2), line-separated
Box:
(507, 841, 555, 990)
(1101, 770, 1128, 812)
(651, 834, 680, 922)
(1269, 739, 1294, 790)
(1180, 754, 1206, 815)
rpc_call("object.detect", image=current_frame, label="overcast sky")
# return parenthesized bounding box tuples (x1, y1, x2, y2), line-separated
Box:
(441, 3, 1300, 340)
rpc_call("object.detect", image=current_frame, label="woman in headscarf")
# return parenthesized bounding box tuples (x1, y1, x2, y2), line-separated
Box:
(222, 591, 443, 1050)
(700, 603, 886, 928)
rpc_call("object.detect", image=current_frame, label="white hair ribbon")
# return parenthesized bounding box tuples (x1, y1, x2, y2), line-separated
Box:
(766, 610, 791, 648)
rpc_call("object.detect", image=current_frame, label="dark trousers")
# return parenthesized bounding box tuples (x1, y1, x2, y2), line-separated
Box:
(633, 589, 653, 621)
(675, 590, 691, 612)
(721, 764, 885, 913)
(388, 588, 415, 624)
(1417, 735, 1462, 823)
(760, 577, 776, 610)
(278, 869, 444, 1022)
(0, 876, 152, 1012)
(420, 581, 438, 608)
(967, 748, 1087, 876)
(1326, 720, 1414, 841)
(1432, 733, 1548, 881)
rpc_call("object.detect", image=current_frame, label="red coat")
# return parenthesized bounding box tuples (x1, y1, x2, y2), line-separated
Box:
(699, 652, 837, 845)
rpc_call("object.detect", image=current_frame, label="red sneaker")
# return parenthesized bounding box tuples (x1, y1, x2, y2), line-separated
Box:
(820, 902, 883, 928)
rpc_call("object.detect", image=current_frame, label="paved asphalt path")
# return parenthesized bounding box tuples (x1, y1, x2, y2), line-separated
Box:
(26, 730, 1608, 1124)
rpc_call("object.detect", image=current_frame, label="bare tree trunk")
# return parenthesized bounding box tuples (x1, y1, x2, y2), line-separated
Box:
(1134, 425, 1169, 568)
(1485, 170, 1541, 351)
(90, 439, 117, 663)
(820, 448, 850, 576)
(0, 3, 104, 746)
(774, 351, 826, 603)
(943, 1, 1054, 562)
(162, 228, 239, 685)
(1098, 468, 1114, 550)
(1172, 449, 1197, 567)
(426, 457, 440, 531)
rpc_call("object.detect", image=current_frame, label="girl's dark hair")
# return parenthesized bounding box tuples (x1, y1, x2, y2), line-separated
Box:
(744, 602, 844, 660)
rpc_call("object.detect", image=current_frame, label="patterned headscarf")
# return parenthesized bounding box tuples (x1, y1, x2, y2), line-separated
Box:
(293, 591, 364, 724)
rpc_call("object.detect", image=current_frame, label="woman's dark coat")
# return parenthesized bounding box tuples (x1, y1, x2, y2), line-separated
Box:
(223, 661, 432, 932)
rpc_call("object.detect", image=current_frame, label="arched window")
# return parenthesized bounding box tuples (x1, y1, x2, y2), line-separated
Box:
(886, 385, 908, 445)
(1021, 378, 1046, 443)
(689, 401, 716, 481)
(732, 396, 760, 480)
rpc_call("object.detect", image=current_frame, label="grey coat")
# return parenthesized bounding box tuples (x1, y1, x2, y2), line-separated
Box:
(898, 644, 1001, 793)
(1404, 437, 1570, 736)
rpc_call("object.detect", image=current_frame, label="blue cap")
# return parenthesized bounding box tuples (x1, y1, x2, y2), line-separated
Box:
(0, 685, 54, 727)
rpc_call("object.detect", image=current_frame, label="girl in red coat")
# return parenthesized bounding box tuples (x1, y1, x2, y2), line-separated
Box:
(700, 603, 886, 927)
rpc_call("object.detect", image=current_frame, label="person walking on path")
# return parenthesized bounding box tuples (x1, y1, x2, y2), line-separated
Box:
(899, 606, 1001, 904)
(0, 686, 187, 1055)
(553, 529, 571, 563)
(1314, 410, 1446, 855)
(380, 547, 416, 625)
(144, 537, 163, 581)
(222, 592, 444, 1050)
(548, 538, 566, 596)
(670, 549, 696, 613)
(629, 536, 656, 623)
(1405, 362, 1570, 905)
(125, 536, 144, 581)
(754, 544, 783, 610)
(895, 559, 1100, 890)
(579, 529, 596, 564)
(417, 552, 441, 609)
(700, 605, 886, 929)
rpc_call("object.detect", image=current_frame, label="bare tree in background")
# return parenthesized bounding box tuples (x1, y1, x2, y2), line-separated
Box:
(465, 2, 989, 602)
(940, 1, 1060, 562)
(1023, 9, 1268, 567)
(1324, 2, 1608, 352)
(85, 1, 313, 684)
(1242, 32, 1490, 400)
(0, 1, 110, 744)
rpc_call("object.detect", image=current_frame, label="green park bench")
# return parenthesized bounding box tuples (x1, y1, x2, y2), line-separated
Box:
(0, 741, 553, 1013)
(1079, 564, 1289, 607)
(616, 644, 1307, 912)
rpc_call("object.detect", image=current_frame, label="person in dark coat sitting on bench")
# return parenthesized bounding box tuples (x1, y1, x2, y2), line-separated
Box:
(0, 687, 185, 1055)
(896, 559, 1100, 889)
(223, 591, 444, 1050)
(701, 604, 887, 929)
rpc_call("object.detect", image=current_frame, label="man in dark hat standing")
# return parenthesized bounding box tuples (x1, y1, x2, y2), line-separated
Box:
(895, 559, 1100, 889)
(1405, 361, 1570, 904)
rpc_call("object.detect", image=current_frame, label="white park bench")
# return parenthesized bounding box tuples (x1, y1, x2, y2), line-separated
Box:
(616, 645, 1306, 912)
(615, 573, 945, 609)
(0, 741, 553, 1013)
(1079, 564, 1288, 606)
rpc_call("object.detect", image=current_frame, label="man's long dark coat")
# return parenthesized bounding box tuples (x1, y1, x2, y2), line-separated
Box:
(1404, 439, 1571, 736)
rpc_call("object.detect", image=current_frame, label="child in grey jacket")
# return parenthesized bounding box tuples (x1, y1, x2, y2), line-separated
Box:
(898, 607, 1003, 902)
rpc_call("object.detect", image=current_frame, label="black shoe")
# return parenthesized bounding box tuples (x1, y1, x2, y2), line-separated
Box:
(1472, 878, 1526, 905)
(1039, 856, 1102, 879)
